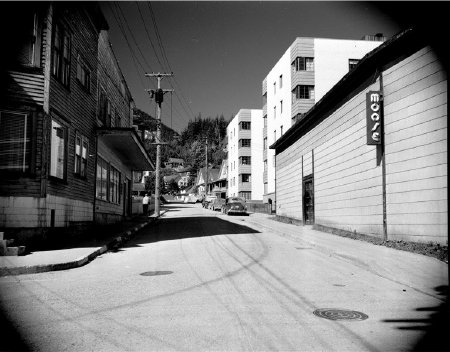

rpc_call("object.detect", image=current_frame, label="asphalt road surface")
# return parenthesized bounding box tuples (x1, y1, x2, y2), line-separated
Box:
(0, 203, 448, 351)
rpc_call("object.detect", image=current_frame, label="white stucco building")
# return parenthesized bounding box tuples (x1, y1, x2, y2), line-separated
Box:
(227, 109, 263, 200)
(262, 35, 385, 207)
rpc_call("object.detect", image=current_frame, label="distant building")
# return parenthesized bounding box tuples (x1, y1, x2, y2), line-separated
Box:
(0, 3, 153, 243)
(164, 158, 184, 170)
(262, 36, 385, 208)
(195, 167, 219, 197)
(271, 28, 447, 244)
(211, 159, 228, 199)
(227, 109, 264, 201)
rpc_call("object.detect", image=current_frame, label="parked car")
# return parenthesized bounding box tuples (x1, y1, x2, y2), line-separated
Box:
(202, 195, 217, 208)
(222, 197, 248, 215)
(184, 194, 198, 204)
(209, 198, 225, 211)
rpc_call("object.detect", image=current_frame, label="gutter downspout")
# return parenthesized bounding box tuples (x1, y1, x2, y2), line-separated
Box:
(379, 72, 388, 241)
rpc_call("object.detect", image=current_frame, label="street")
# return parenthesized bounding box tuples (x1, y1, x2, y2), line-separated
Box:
(0, 203, 448, 352)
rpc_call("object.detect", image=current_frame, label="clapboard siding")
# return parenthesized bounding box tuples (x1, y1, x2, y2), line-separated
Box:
(276, 152, 302, 219)
(383, 45, 447, 242)
(46, 5, 100, 205)
(290, 38, 314, 63)
(276, 78, 383, 232)
(7, 71, 45, 105)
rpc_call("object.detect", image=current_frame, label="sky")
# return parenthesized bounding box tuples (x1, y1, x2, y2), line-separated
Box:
(100, 1, 403, 133)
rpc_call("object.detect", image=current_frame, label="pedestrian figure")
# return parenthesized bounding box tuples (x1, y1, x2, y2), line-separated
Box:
(142, 193, 150, 215)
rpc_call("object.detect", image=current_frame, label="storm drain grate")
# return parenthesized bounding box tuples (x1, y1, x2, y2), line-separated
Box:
(313, 309, 368, 321)
(140, 271, 173, 277)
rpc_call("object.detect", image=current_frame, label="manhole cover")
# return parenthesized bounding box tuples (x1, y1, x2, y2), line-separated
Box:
(313, 309, 368, 321)
(140, 271, 173, 277)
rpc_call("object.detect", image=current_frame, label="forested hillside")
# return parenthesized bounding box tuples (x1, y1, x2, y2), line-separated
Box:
(133, 108, 229, 171)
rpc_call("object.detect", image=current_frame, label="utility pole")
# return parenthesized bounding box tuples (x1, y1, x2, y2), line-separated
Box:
(145, 72, 173, 217)
(205, 137, 208, 196)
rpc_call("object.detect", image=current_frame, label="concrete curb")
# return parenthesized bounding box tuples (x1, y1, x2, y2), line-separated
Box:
(0, 212, 165, 277)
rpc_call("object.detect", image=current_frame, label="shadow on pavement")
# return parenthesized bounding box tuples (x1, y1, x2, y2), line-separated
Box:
(120, 216, 260, 248)
(23, 215, 152, 254)
(382, 285, 449, 351)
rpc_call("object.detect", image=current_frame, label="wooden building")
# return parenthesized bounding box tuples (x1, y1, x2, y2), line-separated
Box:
(271, 28, 447, 244)
(0, 3, 153, 243)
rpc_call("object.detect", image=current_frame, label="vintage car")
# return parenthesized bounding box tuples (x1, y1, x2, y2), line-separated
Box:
(209, 198, 225, 211)
(202, 195, 217, 208)
(221, 197, 247, 215)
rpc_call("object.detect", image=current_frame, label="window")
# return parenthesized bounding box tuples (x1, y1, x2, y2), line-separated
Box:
(349, 59, 360, 70)
(293, 85, 315, 100)
(0, 110, 31, 172)
(239, 191, 251, 200)
(264, 160, 267, 171)
(293, 57, 314, 71)
(279, 74, 283, 88)
(240, 156, 251, 165)
(50, 119, 66, 179)
(13, 9, 42, 67)
(274, 130, 276, 142)
(239, 139, 251, 148)
(109, 166, 120, 204)
(52, 22, 71, 87)
(76, 55, 90, 92)
(96, 156, 108, 201)
(273, 82, 276, 94)
(98, 89, 111, 126)
(240, 121, 251, 130)
(263, 137, 267, 150)
(263, 115, 267, 127)
(281, 125, 284, 136)
(241, 174, 251, 183)
(280, 100, 283, 114)
(274, 106, 276, 119)
(74, 133, 88, 177)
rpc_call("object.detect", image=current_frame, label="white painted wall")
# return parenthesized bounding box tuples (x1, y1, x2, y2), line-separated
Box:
(251, 109, 264, 200)
(314, 38, 383, 101)
(265, 46, 292, 196)
(227, 112, 240, 197)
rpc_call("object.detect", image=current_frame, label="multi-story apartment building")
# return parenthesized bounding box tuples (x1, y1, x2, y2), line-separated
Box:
(0, 3, 153, 244)
(227, 109, 263, 201)
(262, 35, 385, 207)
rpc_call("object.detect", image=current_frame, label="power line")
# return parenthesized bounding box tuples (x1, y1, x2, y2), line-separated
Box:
(146, 2, 196, 120)
(115, 3, 154, 73)
(135, 2, 167, 73)
(107, 2, 147, 89)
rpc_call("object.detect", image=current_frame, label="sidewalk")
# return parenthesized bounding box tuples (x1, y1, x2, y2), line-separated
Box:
(0, 211, 165, 277)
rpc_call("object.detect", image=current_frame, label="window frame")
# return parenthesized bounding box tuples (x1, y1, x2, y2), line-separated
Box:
(76, 54, 91, 92)
(109, 165, 121, 204)
(0, 110, 33, 174)
(349, 58, 360, 70)
(293, 85, 315, 100)
(52, 21, 71, 88)
(293, 56, 314, 72)
(240, 156, 251, 165)
(241, 174, 251, 183)
(240, 121, 251, 130)
(239, 139, 251, 148)
(96, 156, 108, 201)
(74, 132, 88, 178)
(49, 118, 68, 180)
